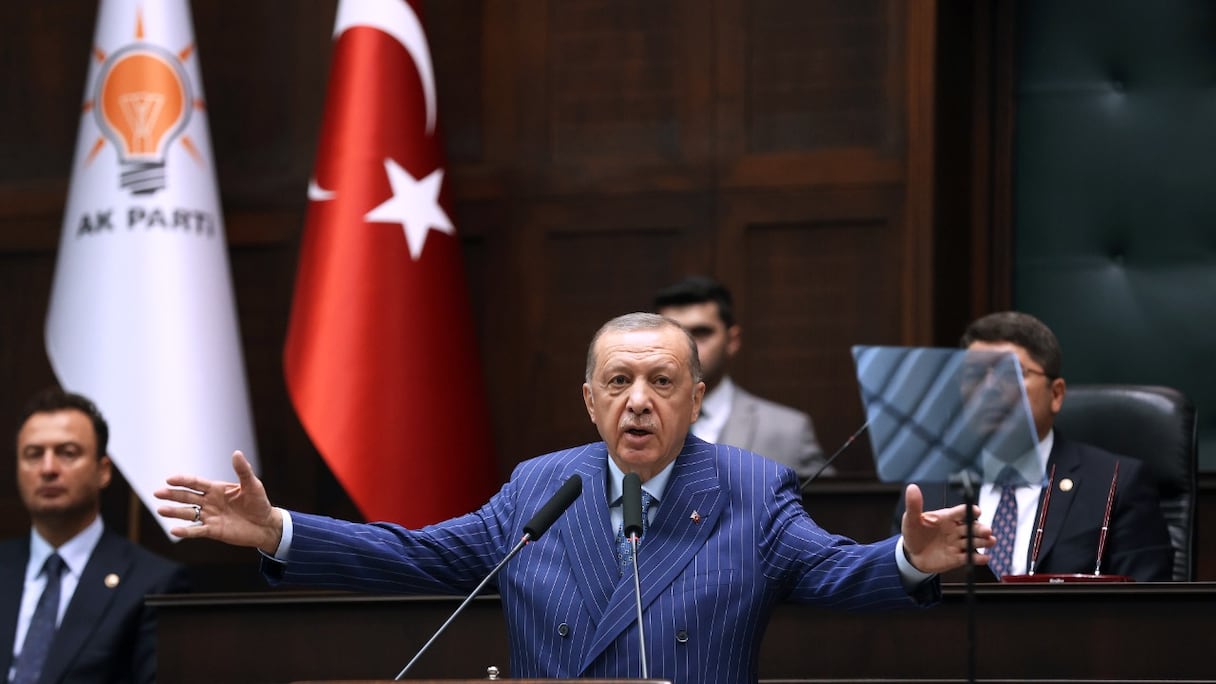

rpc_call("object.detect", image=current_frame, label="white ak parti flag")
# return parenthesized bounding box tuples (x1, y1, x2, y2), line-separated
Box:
(45, 0, 257, 539)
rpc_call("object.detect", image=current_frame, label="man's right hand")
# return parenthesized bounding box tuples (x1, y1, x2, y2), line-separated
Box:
(155, 450, 284, 554)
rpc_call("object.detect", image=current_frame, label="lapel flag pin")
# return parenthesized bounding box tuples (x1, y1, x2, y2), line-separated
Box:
(690, 510, 701, 524)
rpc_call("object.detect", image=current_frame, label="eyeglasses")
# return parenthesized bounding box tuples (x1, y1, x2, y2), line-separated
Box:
(1020, 366, 1054, 381)
(959, 363, 1055, 389)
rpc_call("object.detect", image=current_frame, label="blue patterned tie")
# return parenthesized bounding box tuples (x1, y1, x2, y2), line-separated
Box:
(989, 469, 1020, 579)
(14, 553, 65, 684)
(616, 490, 652, 574)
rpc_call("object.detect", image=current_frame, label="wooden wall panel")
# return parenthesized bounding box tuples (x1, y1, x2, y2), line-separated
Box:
(0, 4, 96, 184)
(742, 0, 903, 154)
(718, 186, 903, 475)
(0, 0, 976, 589)
(513, 194, 712, 459)
(715, 0, 908, 187)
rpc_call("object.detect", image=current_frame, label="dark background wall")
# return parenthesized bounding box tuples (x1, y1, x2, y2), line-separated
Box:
(0, 0, 1211, 587)
(1011, 0, 1216, 469)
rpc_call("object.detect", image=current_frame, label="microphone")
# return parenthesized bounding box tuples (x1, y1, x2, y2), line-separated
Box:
(393, 474, 583, 680)
(799, 420, 870, 493)
(621, 472, 649, 678)
(623, 472, 644, 537)
(1094, 460, 1120, 575)
(525, 474, 584, 539)
(1026, 464, 1057, 575)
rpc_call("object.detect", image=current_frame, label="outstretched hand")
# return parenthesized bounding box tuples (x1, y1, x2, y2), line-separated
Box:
(900, 483, 995, 574)
(155, 451, 284, 554)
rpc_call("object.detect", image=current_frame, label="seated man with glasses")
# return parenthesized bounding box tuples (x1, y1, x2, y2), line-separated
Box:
(895, 311, 1172, 582)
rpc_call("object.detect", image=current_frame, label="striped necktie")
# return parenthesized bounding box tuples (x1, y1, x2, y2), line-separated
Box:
(14, 553, 65, 684)
(989, 467, 1021, 579)
(616, 490, 653, 574)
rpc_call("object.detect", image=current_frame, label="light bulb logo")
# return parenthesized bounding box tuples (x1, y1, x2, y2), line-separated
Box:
(94, 44, 192, 195)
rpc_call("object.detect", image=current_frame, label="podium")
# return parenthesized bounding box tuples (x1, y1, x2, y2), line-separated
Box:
(153, 586, 1216, 681)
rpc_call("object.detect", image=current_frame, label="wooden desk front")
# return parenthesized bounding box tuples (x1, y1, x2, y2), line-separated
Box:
(152, 584, 1216, 683)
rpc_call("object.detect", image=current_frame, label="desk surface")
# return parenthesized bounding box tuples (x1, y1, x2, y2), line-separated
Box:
(151, 583, 1216, 683)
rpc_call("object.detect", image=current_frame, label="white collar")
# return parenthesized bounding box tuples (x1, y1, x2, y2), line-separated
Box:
(981, 430, 1054, 486)
(607, 454, 675, 506)
(28, 515, 104, 581)
(699, 375, 736, 421)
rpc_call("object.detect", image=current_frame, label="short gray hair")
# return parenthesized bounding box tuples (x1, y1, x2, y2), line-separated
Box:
(585, 312, 702, 385)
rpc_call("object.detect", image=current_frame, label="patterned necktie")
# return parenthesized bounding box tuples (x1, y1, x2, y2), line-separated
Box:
(989, 469, 1020, 579)
(616, 490, 653, 574)
(14, 553, 66, 684)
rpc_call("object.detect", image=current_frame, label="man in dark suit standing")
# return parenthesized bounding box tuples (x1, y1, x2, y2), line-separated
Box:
(157, 312, 995, 684)
(654, 275, 833, 480)
(1, 389, 188, 684)
(898, 312, 1172, 581)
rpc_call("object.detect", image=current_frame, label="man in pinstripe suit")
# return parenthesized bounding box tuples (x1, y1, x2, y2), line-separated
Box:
(157, 313, 995, 684)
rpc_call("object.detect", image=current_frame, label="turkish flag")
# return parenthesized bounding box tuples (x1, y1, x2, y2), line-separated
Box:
(284, 0, 497, 527)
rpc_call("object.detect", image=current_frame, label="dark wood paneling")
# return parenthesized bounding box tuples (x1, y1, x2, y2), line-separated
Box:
(518, 194, 713, 459)
(152, 584, 1216, 682)
(0, 0, 990, 588)
(718, 186, 904, 477)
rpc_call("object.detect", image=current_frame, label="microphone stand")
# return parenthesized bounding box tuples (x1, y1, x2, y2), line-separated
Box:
(628, 535, 648, 678)
(799, 420, 870, 494)
(622, 472, 649, 678)
(393, 534, 531, 680)
(394, 474, 583, 680)
(947, 470, 979, 684)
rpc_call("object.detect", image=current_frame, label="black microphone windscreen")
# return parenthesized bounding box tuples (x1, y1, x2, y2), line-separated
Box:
(522, 474, 583, 540)
(622, 472, 643, 537)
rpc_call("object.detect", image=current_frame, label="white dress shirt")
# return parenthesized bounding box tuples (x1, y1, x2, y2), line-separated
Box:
(977, 431, 1054, 576)
(9, 517, 104, 683)
(690, 376, 735, 443)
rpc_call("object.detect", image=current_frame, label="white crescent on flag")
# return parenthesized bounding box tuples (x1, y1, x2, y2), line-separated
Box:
(333, 0, 436, 134)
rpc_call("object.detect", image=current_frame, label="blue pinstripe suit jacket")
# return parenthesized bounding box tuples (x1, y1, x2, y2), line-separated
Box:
(271, 436, 938, 683)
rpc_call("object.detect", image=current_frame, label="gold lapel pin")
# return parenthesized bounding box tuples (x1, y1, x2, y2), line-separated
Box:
(104, 573, 120, 588)
(1059, 478, 1074, 493)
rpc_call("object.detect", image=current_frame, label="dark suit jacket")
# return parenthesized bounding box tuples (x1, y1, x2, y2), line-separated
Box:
(266, 436, 938, 684)
(718, 386, 831, 480)
(897, 434, 1173, 582)
(0, 528, 189, 684)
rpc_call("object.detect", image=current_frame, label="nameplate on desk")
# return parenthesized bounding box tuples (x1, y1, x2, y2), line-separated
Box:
(1001, 573, 1132, 584)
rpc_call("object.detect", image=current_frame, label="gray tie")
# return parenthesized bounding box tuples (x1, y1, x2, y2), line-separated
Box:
(14, 553, 65, 684)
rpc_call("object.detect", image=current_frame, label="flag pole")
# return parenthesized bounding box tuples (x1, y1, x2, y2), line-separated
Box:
(127, 489, 141, 542)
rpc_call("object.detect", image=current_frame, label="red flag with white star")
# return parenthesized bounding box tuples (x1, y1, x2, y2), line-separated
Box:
(284, 0, 497, 526)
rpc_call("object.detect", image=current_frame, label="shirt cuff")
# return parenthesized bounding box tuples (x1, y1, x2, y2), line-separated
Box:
(257, 507, 294, 563)
(895, 535, 935, 590)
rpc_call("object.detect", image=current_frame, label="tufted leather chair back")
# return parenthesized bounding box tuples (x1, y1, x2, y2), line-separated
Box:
(1054, 385, 1197, 581)
(1012, 0, 1216, 473)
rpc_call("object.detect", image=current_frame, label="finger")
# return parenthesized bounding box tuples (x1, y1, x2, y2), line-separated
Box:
(169, 523, 212, 540)
(904, 483, 924, 520)
(163, 474, 211, 492)
(904, 483, 923, 518)
(154, 487, 198, 505)
(154, 504, 198, 521)
(232, 450, 256, 486)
